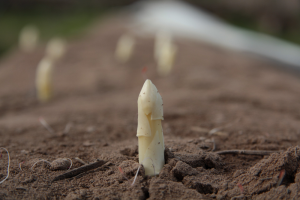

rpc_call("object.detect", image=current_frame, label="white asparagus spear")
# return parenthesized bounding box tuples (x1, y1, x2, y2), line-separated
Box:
(35, 58, 53, 102)
(137, 79, 164, 176)
(19, 25, 39, 52)
(115, 34, 135, 63)
(46, 38, 66, 61)
(154, 32, 177, 76)
(156, 40, 177, 76)
(154, 31, 171, 61)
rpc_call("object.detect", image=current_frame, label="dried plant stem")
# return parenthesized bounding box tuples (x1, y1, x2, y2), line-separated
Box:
(66, 158, 73, 170)
(63, 123, 72, 134)
(131, 164, 142, 186)
(118, 167, 129, 181)
(216, 150, 279, 156)
(31, 159, 51, 170)
(211, 138, 216, 152)
(0, 147, 10, 184)
(19, 161, 25, 171)
(277, 169, 285, 187)
(39, 117, 54, 134)
(52, 160, 107, 182)
(131, 157, 155, 186)
(74, 157, 87, 165)
(209, 118, 239, 135)
(261, 177, 272, 181)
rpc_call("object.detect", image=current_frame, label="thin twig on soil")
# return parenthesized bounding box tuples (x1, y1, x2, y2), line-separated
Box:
(74, 157, 87, 165)
(39, 117, 54, 134)
(66, 158, 73, 170)
(191, 119, 239, 137)
(63, 123, 72, 134)
(277, 169, 285, 187)
(31, 159, 51, 170)
(209, 118, 240, 136)
(52, 160, 107, 182)
(131, 164, 142, 186)
(216, 150, 279, 156)
(211, 138, 216, 152)
(19, 161, 25, 171)
(118, 166, 129, 181)
(132, 157, 155, 186)
(0, 147, 10, 184)
(260, 177, 273, 181)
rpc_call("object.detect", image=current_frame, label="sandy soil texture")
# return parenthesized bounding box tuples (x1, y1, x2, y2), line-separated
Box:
(0, 17, 300, 200)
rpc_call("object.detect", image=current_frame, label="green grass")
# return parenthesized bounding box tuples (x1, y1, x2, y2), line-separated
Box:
(0, 9, 106, 56)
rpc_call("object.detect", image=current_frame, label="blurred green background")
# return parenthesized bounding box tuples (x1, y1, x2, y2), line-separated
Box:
(0, 0, 299, 57)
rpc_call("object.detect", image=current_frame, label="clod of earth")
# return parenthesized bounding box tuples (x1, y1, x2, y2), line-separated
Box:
(50, 158, 72, 171)
(120, 146, 138, 157)
(217, 146, 300, 199)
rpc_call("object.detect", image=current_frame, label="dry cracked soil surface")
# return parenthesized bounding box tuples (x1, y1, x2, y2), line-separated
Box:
(0, 16, 300, 200)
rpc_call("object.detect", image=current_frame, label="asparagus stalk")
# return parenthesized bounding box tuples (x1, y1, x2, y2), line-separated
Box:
(137, 79, 165, 176)
(19, 25, 39, 52)
(35, 58, 53, 102)
(46, 38, 66, 61)
(115, 34, 135, 63)
(155, 32, 177, 76)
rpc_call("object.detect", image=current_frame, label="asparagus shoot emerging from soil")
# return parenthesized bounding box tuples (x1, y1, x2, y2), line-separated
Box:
(115, 34, 135, 63)
(46, 38, 66, 61)
(154, 31, 170, 61)
(137, 79, 164, 176)
(19, 25, 39, 52)
(155, 32, 177, 76)
(35, 58, 54, 102)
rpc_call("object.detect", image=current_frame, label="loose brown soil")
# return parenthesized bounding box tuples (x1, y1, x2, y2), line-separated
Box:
(0, 16, 300, 200)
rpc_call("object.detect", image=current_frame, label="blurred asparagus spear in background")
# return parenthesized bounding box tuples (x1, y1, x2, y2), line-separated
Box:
(155, 32, 177, 76)
(36, 58, 53, 102)
(46, 38, 66, 61)
(115, 34, 135, 63)
(19, 25, 39, 52)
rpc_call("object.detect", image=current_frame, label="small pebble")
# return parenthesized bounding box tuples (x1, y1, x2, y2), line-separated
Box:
(50, 158, 71, 171)
(103, 143, 109, 147)
(83, 141, 93, 147)
(86, 126, 95, 132)
(199, 143, 210, 149)
(21, 150, 29, 155)
(80, 189, 87, 197)
(65, 192, 79, 200)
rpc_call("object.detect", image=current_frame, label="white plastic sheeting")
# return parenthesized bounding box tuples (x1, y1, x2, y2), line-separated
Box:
(131, 0, 300, 68)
